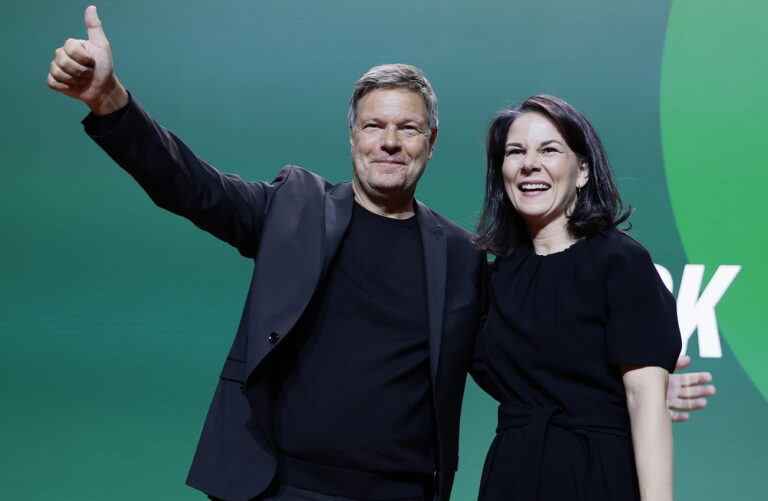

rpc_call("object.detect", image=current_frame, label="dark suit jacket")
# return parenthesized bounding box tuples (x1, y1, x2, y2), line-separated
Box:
(87, 98, 485, 501)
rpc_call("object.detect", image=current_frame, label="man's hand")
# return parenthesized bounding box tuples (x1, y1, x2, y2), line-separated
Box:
(667, 355, 716, 422)
(47, 5, 128, 115)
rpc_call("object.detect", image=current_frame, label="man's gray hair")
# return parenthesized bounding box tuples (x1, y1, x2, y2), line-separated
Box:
(348, 64, 439, 132)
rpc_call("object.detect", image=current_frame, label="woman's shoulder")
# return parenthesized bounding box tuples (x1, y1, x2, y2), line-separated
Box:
(587, 227, 652, 261)
(581, 228, 658, 280)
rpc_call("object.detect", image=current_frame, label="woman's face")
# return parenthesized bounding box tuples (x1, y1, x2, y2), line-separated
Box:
(501, 112, 589, 232)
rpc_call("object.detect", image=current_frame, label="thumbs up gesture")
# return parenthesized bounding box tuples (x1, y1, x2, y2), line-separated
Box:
(48, 6, 128, 115)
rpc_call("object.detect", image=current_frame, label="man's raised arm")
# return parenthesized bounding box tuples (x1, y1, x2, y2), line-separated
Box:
(46, 6, 290, 259)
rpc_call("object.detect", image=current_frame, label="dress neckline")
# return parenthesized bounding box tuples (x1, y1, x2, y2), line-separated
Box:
(530, 237, 587, 258)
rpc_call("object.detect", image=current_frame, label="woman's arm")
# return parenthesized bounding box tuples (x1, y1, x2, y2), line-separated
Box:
(622, 365, 674, 501)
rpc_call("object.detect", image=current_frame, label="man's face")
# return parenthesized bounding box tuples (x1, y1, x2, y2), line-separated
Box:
(350, 88, 437, 203)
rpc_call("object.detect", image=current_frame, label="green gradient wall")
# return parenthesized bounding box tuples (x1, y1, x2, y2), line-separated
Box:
(1, 1, 765, 499)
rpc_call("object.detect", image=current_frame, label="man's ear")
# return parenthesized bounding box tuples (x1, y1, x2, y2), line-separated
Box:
(428, 128, 439, 158)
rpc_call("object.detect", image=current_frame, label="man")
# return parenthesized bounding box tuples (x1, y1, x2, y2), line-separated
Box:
(48, 6, 714, 501)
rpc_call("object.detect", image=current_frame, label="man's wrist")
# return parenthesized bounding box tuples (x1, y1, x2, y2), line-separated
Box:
(82, 89, 132, 137)
(89, 76, 129, 116)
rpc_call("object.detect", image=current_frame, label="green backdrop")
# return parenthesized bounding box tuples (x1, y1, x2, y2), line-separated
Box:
(1, 0, 765, 499)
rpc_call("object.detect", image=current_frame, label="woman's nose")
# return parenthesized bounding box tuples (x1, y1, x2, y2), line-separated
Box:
(521, 155, 541, 173)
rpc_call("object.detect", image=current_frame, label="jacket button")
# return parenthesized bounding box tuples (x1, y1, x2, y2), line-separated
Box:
(268, 332, 280, 344)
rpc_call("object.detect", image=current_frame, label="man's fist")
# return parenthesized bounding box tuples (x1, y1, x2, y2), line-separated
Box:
(47, 5, 128, 115)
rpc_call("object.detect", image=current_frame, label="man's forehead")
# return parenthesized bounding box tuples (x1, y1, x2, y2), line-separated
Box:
(356, 88, 429, 122)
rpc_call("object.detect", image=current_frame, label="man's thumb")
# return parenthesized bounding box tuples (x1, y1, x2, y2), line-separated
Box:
(84, 5, 109, 47)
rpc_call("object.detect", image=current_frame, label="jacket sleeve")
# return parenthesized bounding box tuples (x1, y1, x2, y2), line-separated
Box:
(470, 255, 504, 401)
(83, 95, 290, 259)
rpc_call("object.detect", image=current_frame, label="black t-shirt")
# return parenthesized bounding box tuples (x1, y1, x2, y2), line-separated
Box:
(271, 202, 434, 477)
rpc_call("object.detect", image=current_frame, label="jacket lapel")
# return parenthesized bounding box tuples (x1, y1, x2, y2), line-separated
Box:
(246, 179, 354, 381)
(323, 182, 355, 274)
(416, 201, 447, 386)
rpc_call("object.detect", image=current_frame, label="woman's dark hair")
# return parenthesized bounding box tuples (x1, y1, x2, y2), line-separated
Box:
(475, 94, 631, 256)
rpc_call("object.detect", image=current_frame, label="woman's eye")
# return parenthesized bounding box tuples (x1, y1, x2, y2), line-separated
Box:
(506, 148, 523, 156)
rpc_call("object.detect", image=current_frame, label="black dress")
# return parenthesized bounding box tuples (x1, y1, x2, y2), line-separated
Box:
(473, 229, 681, 500)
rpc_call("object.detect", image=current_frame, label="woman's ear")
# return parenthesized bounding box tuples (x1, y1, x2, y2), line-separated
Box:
(577, 160, 590, 188)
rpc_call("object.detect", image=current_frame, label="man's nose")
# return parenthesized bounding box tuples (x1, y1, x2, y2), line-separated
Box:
(380, 126, 400, 153)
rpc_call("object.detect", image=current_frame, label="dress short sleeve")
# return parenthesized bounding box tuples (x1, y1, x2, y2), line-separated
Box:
(603, 232, 682, 372)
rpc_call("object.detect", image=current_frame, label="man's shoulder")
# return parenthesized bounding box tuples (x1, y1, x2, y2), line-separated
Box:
(417, 202, 478, 251)
(261, 166, 352, 221)
(267, 166, 354, 204)
(271, 165, 344, 192)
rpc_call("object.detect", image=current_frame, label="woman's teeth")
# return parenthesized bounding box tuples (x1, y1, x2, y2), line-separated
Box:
(520, 183, 550, 192)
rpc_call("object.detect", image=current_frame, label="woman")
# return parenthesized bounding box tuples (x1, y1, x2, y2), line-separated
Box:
(473, 95, 681, 500)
